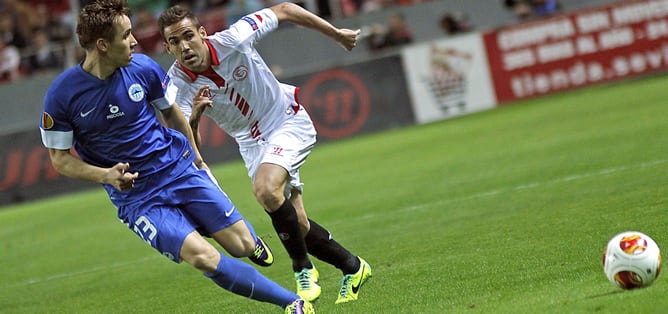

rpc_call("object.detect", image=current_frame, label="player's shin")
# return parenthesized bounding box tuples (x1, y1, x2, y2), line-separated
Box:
(305, 219, 360, 274)
(204, 252, 298, 307)
(268, 199, 312, 272)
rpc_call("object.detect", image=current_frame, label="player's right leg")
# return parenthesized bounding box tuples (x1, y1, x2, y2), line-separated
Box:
(122, 205, 310, 312)
(254, 163, 320, 302)
(180, 231, 311, 311)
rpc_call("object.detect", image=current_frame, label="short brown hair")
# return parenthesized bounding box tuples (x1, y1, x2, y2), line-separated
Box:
(158, 5, 201, 39)
(76, 0, 131, 49)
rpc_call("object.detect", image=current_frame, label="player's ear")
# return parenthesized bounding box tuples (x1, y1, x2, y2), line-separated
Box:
(96, 38, 108, 52)
(164, 41, 172, 55)
(199, 26, 207, 38)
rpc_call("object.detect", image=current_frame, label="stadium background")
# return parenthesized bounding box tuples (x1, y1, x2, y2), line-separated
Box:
(0, 0, 658, 205)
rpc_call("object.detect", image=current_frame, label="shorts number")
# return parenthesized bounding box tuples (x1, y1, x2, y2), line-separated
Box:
(133, 216, 157, 244)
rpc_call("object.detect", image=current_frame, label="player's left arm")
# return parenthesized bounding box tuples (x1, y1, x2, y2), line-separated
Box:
(269, 2, 360, 51)
(160, 104, 208, 170)
(141, 54, 208, 170)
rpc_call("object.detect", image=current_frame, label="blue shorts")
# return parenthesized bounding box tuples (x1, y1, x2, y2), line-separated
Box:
(115, 162, 243, 263)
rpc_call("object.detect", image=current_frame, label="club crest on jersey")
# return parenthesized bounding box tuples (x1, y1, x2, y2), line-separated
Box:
(128, 83, 145, 102)
(41, 112, 54, 129)
(233, 65, 248, 81)
(241, 16, 258, 30)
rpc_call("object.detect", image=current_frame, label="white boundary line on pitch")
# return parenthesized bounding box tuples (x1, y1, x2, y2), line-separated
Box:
(381, 158, 667, 215)
(1, 256, 159, 289)
(4, 159, 666, 289)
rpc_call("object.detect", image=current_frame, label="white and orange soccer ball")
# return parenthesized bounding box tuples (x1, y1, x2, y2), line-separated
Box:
(602, 231, 662, 289)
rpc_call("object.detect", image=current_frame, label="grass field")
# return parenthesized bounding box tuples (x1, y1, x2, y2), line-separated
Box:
(1, 74, 667, 314)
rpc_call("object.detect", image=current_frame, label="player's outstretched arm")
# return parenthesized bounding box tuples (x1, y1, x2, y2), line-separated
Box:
(48, 149, 138, 191)
(269, 2, 360, 51)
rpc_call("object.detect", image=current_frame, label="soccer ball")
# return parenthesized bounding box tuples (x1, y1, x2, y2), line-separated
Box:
(602, 231, 662, 289)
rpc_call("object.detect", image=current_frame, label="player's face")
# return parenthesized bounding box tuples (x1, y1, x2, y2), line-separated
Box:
(108, 15, 137, 67)
(163, 18, 209, 73)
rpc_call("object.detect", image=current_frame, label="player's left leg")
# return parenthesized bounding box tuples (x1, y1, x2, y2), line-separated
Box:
(202, 168, 274, 267)
(176, 165, 274, 267)
(210, 220, 274, 267)
(290, 190, 373, 303)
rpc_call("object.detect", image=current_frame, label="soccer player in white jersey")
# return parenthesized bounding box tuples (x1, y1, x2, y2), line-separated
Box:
(39, 1, 312, 313)
(159, 3, 372, 304)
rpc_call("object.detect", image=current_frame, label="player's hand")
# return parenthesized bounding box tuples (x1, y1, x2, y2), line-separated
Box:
(191, 85, 213, 122)
(106, 162, 138, 191)
(336, 28, 361, 51)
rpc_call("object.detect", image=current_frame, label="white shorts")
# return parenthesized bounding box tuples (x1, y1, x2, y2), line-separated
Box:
(239, 108, 317, 197)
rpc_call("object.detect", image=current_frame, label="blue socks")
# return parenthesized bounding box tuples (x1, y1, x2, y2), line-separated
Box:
(244, 219, 257, 242)
(205, 252, 298, 308)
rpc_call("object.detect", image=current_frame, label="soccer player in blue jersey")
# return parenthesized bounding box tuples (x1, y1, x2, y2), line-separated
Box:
(157, 3, 371, 304)
(39, 1, 312, 313)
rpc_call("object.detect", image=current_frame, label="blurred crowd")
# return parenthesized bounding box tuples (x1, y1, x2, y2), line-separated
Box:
(0, 0, 562, 84)
(503, 0, 562, 21)
(0, 0, 71, 82)
(0, 0, 437, 84)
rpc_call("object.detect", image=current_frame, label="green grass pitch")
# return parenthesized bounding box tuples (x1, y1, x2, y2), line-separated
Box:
(1, 74, 667, 313)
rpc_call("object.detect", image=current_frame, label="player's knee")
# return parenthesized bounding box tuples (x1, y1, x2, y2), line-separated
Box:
(299, 219, 310, 235)
(253, 181, 283, 210)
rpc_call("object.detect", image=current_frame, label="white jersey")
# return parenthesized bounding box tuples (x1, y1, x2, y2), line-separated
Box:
(164, 8, 302, 148)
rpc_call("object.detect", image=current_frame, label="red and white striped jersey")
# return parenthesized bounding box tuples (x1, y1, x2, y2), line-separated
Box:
(164, 8, 302, 148)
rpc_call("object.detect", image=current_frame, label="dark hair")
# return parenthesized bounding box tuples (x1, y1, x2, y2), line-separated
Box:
(158, 5, 201, 39)
(76, 0, 131, 49)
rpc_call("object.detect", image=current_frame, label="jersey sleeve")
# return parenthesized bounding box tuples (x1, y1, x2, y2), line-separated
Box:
(138, 54, 171, 110)
(40, 86, 74, 150)
(163, 69, 196, 120)
(214, 8, 278, 52)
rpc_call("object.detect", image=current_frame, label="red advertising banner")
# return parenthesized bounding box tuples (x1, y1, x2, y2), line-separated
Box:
(0, 56, 413, 206)
(484, 0, 668, 103)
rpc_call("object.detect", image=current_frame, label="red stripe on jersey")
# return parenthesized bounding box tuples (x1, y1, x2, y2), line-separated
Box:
(294, 87, 300, 104)
(205, 39, 221, 66)
(178, 38, 222, 82)
(255, 14, 263, 22)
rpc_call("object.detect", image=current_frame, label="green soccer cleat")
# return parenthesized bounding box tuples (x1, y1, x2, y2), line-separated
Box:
(335, 257, 372, 304)
(284, 298, 314, 314)
(248, 236, 274, 267)
(295, 267, 321, 302)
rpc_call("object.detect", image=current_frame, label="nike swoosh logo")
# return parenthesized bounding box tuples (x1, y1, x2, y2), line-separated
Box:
(224, 207, 235, 217)
(80, 108, 95, 117)
(351, 264, 365, 294)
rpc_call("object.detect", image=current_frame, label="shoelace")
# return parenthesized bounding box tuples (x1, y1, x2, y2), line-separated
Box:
(339, 274, 353, 297)
(286, 300, 303, 314)
(296, 269, 313, 289)
(253, 243, 264, 259)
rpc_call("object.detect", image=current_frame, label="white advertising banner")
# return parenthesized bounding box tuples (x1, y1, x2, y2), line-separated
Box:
(402, 33, 497, 124)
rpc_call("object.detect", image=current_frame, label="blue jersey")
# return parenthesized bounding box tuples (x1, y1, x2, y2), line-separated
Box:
(40, 54, 194, 199)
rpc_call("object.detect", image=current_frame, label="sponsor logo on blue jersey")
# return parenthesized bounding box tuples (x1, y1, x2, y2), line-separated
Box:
(107, 104, 125, 120)
(242, 16, 258, 30)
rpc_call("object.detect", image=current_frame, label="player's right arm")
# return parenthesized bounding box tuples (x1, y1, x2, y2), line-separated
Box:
(48, 149, 138, 191)
(269, 2, 360, 51)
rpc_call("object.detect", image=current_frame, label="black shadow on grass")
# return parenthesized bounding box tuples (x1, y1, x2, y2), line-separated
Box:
(585, 290, 625, 299)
